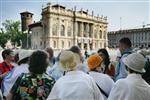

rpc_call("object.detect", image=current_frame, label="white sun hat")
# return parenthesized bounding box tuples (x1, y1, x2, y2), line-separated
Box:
(18, 50, 33, 63)
(122, 53, 146, 73)
(59, 50, 77, 71)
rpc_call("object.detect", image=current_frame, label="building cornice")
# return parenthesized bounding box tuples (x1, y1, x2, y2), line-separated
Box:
(108, 27, 150, 34)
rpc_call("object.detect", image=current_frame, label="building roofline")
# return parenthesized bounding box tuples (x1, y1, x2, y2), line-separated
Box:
(108, 27, 150, 34)
(28, 21, 43, 28)
(52, 4, 66, 9)
(20, 11, 34, 15)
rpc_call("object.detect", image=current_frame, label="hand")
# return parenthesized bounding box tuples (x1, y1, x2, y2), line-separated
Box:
(0, 72, 9, 80)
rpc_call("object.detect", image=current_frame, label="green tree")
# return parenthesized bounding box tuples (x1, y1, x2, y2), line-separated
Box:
(0, 28, 9, 48)
(1, 20, 26, 48)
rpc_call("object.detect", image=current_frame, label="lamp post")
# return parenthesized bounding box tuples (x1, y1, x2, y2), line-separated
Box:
(23, 30, 28, 48)
(27, 31, 32, 49)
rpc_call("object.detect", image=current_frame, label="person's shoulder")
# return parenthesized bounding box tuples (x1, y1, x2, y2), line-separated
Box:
(0, 62, 5, 67)
(43, 73, 55, 81)
(122, 50, 133, 57)
(115, 78, 127, 86)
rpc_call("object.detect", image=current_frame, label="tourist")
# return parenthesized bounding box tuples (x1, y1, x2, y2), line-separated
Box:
(47, 50, 104, 100)
(108, 53, 150, 100)
(2, 50, 33, 97)
(6, 50, 55, 100)
(69, 46, 88, 73)
(87, 54, 114, 100)
(0, 49, 15, 87)
(45, 47, 56, 67)
(97, 48, 115, 79)
(115, 37, 132, 81)
(47, 52, 64, 81)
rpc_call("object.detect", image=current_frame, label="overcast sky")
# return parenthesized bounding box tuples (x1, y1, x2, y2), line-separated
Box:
(0, 0, 149, 31)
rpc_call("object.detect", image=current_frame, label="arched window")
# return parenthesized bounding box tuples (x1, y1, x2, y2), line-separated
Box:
(94, 29, 97, 38)
(62, 40, 64, 48)
(44, 25, 47, 35)
(67, 26, 72, 36)
(99, 30, 102, 39)
(61, 25, 65, 36)
(53, 40, 57, 48)
(104, 42, 106, 48)
(103, 31, 106, 39)
(68, 41, 71, 47)
(95, 42, 97, 48)
(52, 24, 58, 36)
(100, 42, 102, 48)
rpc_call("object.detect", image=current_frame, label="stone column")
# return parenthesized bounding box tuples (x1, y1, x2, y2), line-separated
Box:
(80, 22, 84, 49)
(86, 23, 90, 50)
(80, 22, 83, 37)
(91, 24, 94, 49)
(86, 23, 89, 37)
(49, 16, 53, 48)
(58, 18, 61, 50)
(74, 21, 78, 45)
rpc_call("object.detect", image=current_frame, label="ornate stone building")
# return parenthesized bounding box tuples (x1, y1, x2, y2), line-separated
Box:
(28, 3, 108, 50)
(108, 27, 150, 48)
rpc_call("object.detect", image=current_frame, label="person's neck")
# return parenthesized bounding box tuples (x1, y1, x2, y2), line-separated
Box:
(4, 60, 11, 65)
(122, 48, 131, 54)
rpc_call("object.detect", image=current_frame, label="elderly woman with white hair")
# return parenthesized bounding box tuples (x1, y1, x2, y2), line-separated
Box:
(47, 50, 104, 100)
(108, 53, 150, 100)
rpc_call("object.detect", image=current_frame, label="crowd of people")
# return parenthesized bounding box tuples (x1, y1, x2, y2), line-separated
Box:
(0, 37, 149, 100)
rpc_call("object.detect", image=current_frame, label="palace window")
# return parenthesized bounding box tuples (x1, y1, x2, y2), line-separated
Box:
(99, 30, 102, 39)
(44, 41, 46, 48)
(95, 42, 97, 48)
(103, 31, 106, 39)
(94, 29, 97, 38)
(100, 42, 102, 48)
(53, 40, 57, 48)
(68, 41, 71, 47)
(52, 24, 58, 36)
(61, 25, 65, 36)
(67, 26, 72, 36)
(62, 40, 64, 48)
(44, 25, 47, 35)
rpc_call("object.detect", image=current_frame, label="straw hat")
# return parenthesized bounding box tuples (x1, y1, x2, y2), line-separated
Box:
(122, 53, 146, 73)
(59, 50, 76, 71)
(87, 54, 103, 70)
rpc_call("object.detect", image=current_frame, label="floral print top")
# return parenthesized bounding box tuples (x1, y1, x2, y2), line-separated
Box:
(11, 73, 55, 100)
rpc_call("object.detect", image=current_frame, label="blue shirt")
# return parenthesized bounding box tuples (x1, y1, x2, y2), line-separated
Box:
(47, 62, 64, 81)
(115, 49, 132, 81)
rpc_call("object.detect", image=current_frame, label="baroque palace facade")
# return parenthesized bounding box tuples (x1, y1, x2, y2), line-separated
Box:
(21, 3, 108, 50)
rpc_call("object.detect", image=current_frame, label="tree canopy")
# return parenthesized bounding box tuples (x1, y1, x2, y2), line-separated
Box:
(0, 20, 26, 48)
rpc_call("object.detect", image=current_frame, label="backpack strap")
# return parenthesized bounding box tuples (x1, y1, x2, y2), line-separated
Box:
(121, 51, 132, 58)
(96, 83, 108, 98)
(12, 73, 25, 100)
(87, 72, 109, 97)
